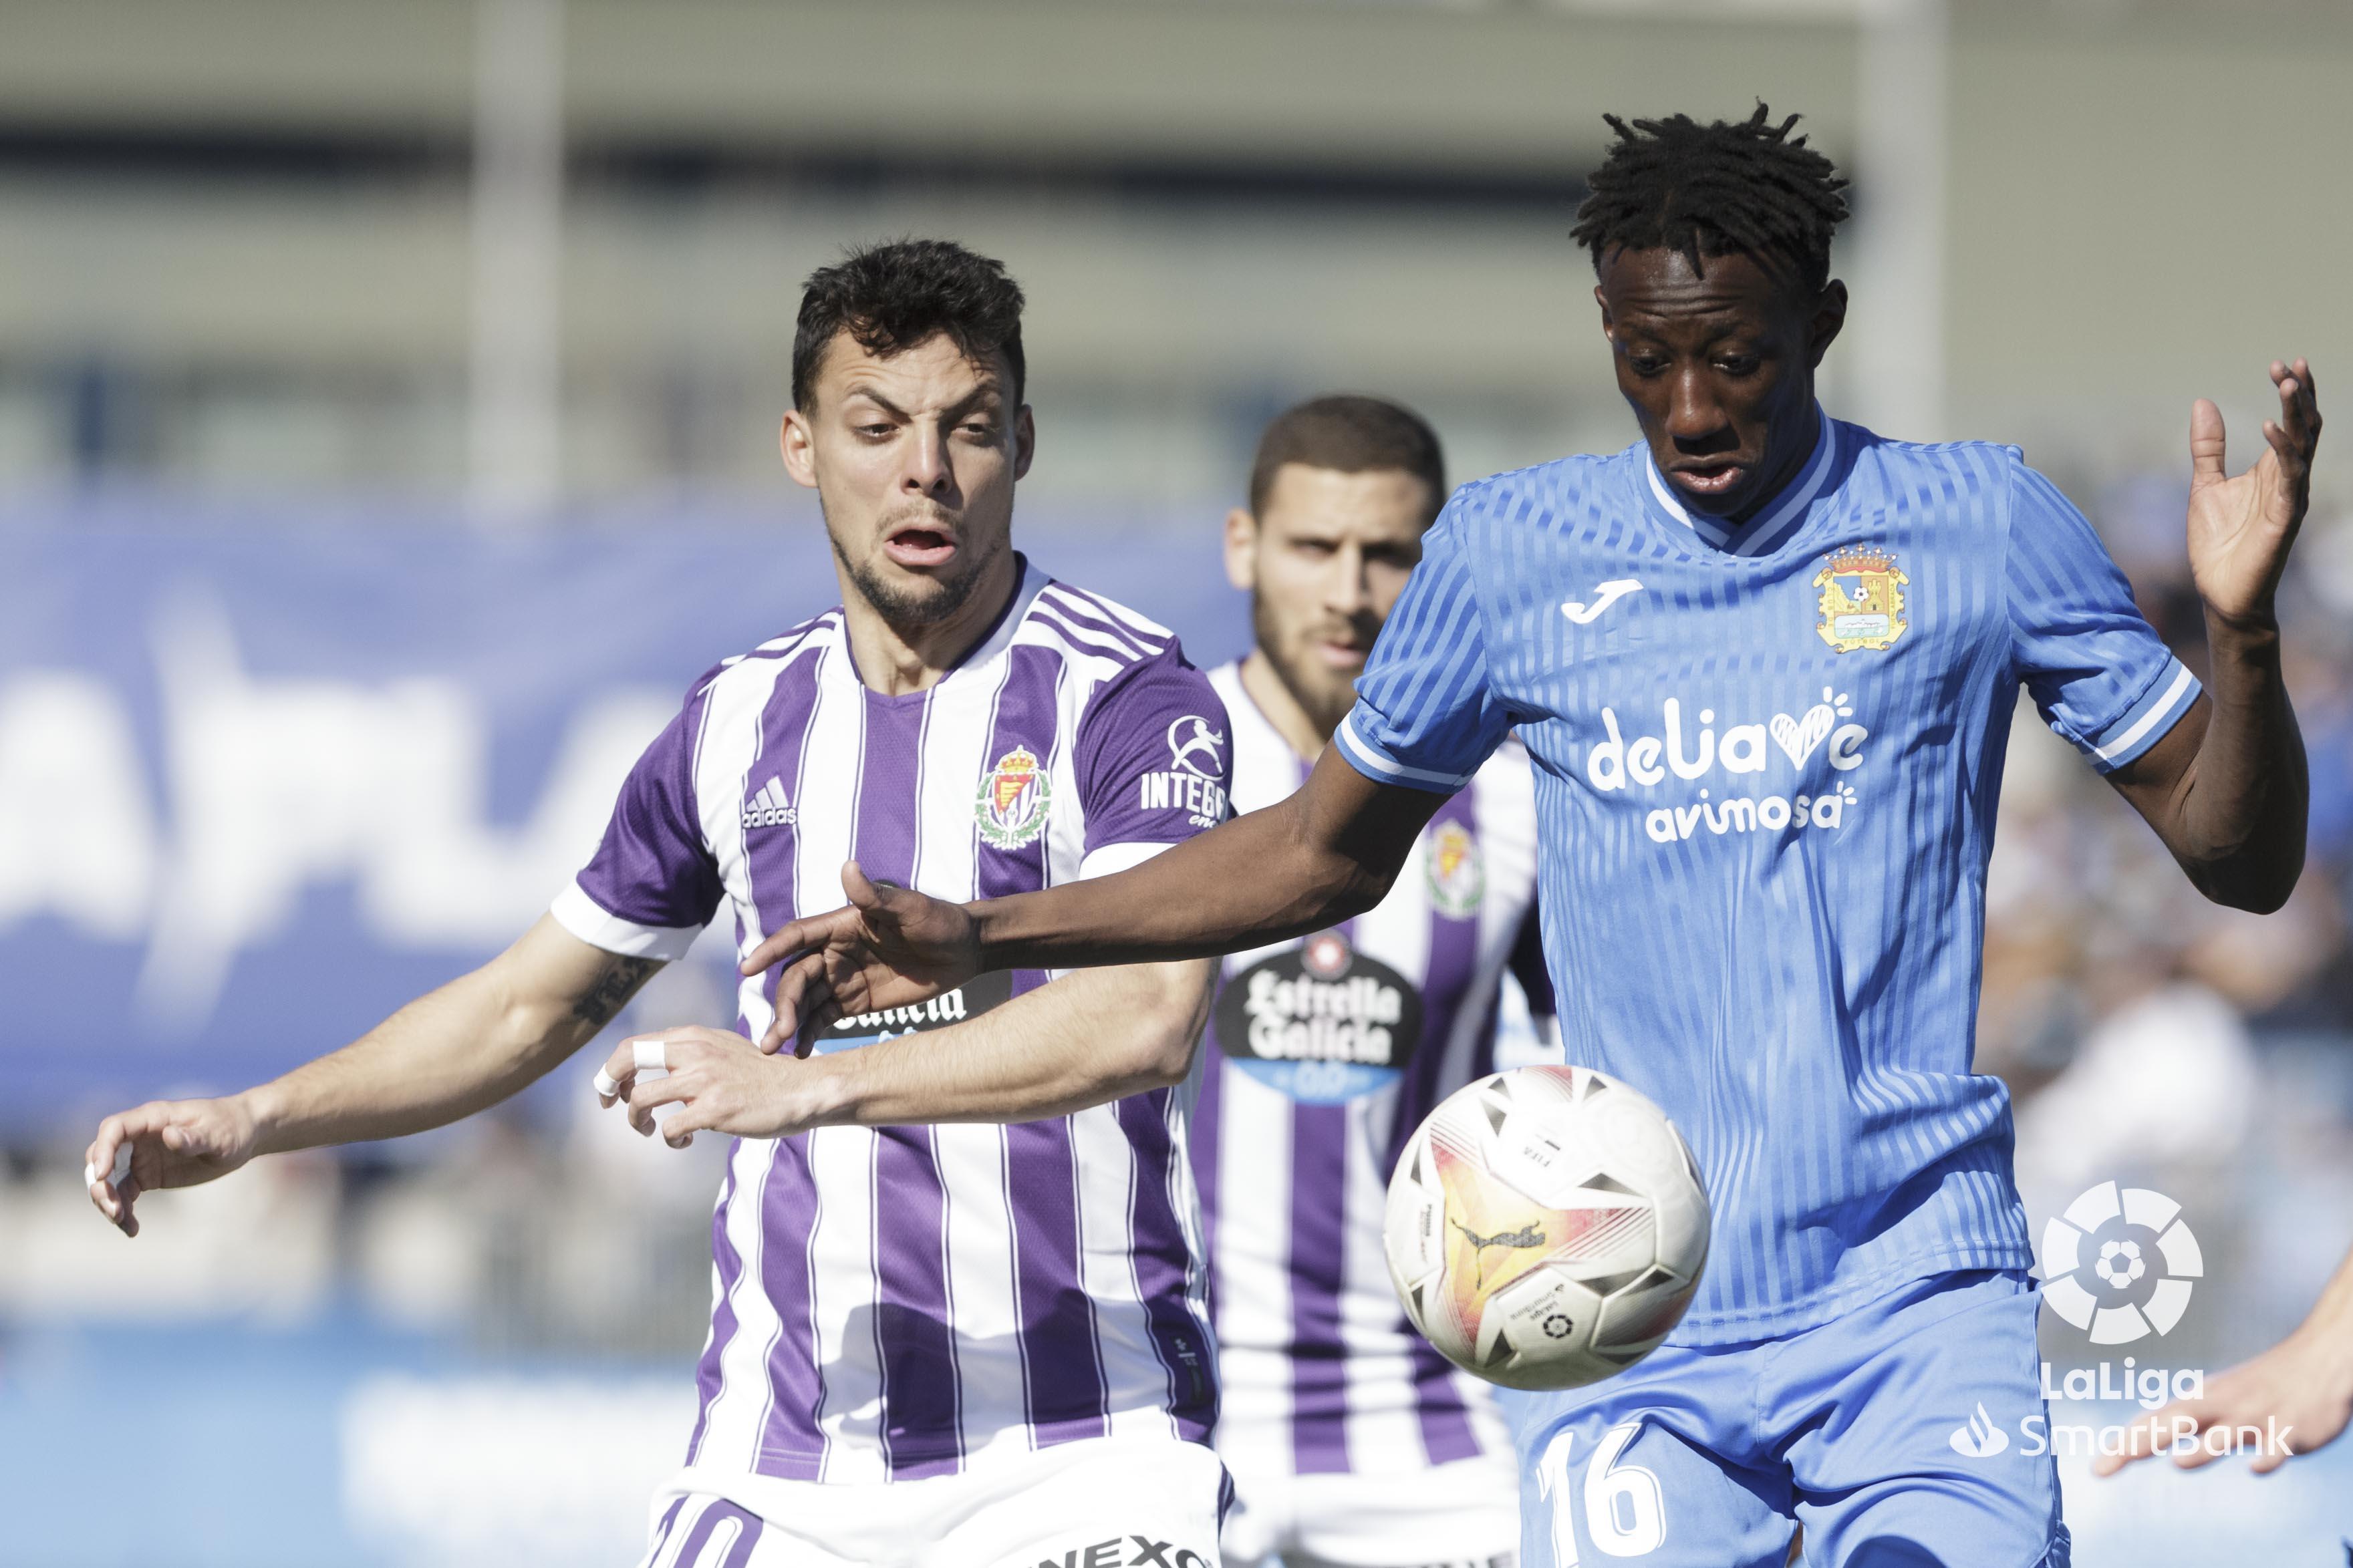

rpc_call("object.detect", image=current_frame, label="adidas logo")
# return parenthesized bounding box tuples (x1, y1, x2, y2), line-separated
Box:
(742, 777, 797, 829)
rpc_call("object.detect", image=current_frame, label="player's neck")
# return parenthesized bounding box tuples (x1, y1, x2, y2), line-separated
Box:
(1238, 648, 1335, 763)
(1717, 402, 1824, 530)
(837, 550, 1022, 697)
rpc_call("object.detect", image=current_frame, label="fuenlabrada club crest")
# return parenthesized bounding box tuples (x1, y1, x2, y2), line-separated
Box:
(1812, 546, 1909, 654)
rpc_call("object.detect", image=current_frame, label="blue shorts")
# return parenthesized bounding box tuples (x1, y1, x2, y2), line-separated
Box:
(1504, 1269, 2067, 1568)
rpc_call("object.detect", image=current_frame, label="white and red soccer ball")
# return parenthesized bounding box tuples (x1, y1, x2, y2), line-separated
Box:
(1384, 1065, 1710, 1391)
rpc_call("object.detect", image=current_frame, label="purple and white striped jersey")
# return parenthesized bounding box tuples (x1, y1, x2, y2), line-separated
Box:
(551, 559, 1232, 1484)
(1190, 663, 1542, 1481)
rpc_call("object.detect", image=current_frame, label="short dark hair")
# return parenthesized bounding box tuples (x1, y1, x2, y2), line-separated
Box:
(1247, 395, 1447, 522)
(1570, 104, 1850, 294)
(791, 239, 1027, 411)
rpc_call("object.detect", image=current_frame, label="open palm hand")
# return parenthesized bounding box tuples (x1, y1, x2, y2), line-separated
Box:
(2185, 359, 2322, 625)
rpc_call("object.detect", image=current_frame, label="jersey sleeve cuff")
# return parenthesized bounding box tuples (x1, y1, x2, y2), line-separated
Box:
(550, 881, 706, 961)
(1077, 840, 1176, 882)
(2078, 657, 2202, 773)
(1334, 710, 1471, 794)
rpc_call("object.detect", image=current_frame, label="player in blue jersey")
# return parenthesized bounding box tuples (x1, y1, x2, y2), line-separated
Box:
(746, 107, 2321, 1566)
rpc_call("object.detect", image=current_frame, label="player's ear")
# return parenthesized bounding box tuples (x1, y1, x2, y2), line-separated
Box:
(1012, 404, 1036, 482)
(1806, 279, 1848, 367)
(1224, 507, 1259, 592)
(779, 409, 819, 490)
(1594, 282, 1617, 342)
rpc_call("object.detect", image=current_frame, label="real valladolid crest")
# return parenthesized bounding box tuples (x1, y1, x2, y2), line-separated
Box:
(1945, 1183, 2296, 1462)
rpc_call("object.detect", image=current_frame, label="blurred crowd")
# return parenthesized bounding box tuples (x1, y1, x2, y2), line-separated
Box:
(1987, 467, 2353, 1366)
(1, 949, 738, 1359)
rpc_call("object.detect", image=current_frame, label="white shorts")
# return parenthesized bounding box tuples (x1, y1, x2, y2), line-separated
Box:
(637, 1436, 1227, 1568)
(1222, 1452, 1520, 1568)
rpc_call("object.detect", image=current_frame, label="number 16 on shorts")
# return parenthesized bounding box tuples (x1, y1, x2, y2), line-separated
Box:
(1536, 1422, 1667, 1563)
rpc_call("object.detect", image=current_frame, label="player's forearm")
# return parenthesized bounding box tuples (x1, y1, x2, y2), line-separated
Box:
(2175, 612, 2308, 911)
(970, 754, 1420, 972)
(242, 918, 661, 1154)
(242, 968, 591, 1154)
(972, 815, 1366, 971)
(806, 961, 1215, 1126)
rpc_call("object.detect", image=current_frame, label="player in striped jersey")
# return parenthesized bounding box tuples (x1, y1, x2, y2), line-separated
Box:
(83, 241, 1234, 1566)
(1203, 397, 1549, 1568)
(752, 112, 2321, 1567)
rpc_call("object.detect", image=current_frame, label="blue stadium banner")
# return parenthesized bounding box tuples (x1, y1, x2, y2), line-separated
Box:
(0, 498, 1242, 1129)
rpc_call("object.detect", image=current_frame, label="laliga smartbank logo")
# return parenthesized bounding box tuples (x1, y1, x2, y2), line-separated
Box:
(2040, 1179, 2203, 1344)
(1947, 1183, 2292, 1463)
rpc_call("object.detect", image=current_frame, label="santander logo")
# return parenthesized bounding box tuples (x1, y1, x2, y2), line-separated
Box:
(1947, 1402, 2010, 1459)
(1586, 687, 1867, 794)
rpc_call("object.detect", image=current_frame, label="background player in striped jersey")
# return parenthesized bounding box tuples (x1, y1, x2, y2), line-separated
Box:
(752, 109, 2322, 1567)
(83, 240, 1237, 1567)
(1205, 395, 1551, 1568)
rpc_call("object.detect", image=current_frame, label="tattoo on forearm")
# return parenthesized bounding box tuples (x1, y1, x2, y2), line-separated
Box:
(571, 956, 658, 1030)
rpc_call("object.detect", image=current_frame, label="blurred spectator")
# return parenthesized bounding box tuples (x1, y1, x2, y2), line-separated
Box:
(1983, 473, 2353, 1372)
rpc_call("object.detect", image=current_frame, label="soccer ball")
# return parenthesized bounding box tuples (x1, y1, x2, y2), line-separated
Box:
(1383, 1065, 1709, 1391)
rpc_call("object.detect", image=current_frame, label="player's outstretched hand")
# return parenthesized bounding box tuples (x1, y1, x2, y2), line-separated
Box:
(595, 1026, 839, 1147)
(738, 860, 983, 1054)
(82, 1096, 261, 1237)
(2185, 357, 2322, 625)
(2090, 1325, 2353, 1476)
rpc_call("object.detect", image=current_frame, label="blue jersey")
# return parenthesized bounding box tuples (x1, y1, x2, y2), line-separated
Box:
(1335, 412, 2199, 1342)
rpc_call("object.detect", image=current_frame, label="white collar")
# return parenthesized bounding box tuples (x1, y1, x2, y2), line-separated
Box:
(1643, 409, 1838, 558)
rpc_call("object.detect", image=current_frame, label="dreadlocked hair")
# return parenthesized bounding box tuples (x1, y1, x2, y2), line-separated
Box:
(1570, 104, 1850, 293)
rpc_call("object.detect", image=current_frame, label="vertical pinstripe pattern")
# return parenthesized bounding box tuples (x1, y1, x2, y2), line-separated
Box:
(1116, 1088, 1218, 1443)
(1006, 1112, 1105, 1446)
(794, 647, 885, 1481)
(871, 1124, 958, 1475)
(692, 643, 818, 1476)
(1191, 999, 1225, 1268)
(1385, 792, 1485, 1468)
(1380, 787, 1485, 1173)
(1342, 422, 2198, 1347)
(977, 639, 1109, 1445)
(1285, 1006, 1354, 1474)
(683, 1160, 741, 1466)
(853, 690, 962, 1476)
(1195, 663, 1539, 1482)
(912, 650, 1024, 1467)
(748, 1141, 822, 1477)
(733, 648, 828, 1479)
(979, 643, 1065, 1006)
(568, 562, 1232, 1486)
